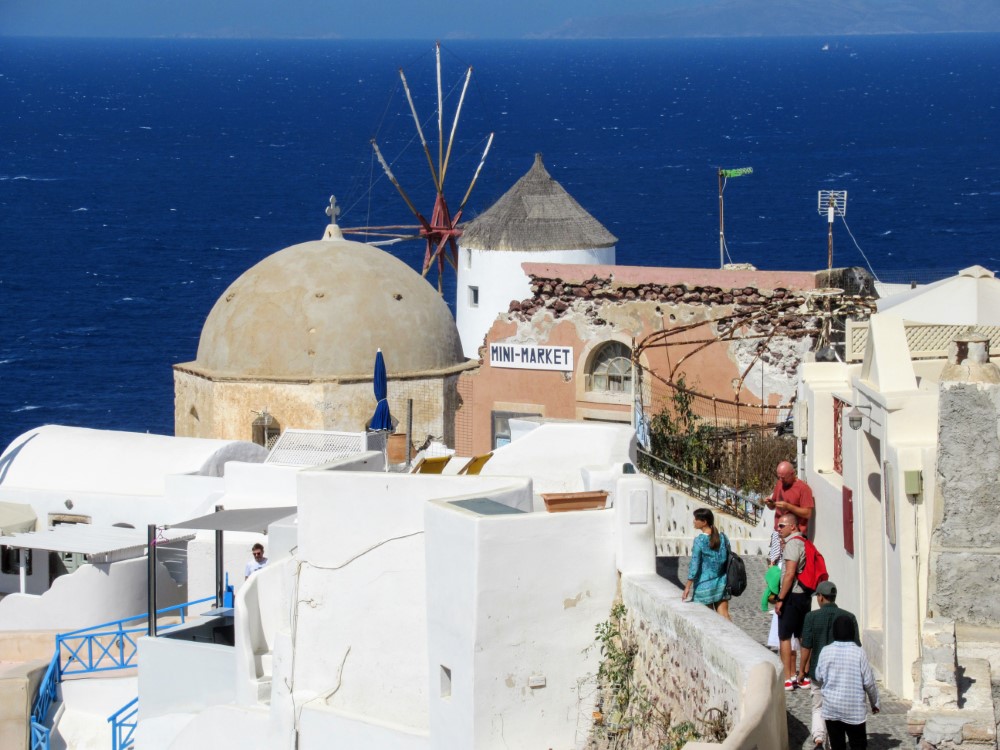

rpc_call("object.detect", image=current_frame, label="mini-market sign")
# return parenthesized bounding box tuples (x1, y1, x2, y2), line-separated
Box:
(489, 343, 573, 372)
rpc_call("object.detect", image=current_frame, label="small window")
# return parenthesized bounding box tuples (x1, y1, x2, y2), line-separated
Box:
(1, 546, 31, 575)
(440, 665, 452, 699)
(252, 411, 281, 450)
(469, 286, 479, 307)
(491, 410, 541, 450)
(465, 248, 472, 269)
(587, 341, 633, 394)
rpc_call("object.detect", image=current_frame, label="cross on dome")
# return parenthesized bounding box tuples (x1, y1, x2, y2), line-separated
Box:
(323, 195, 344, 241)
(325, 195, 341, 225)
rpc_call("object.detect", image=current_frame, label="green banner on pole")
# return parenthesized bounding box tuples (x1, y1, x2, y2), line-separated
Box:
(720, 167, 753, 178)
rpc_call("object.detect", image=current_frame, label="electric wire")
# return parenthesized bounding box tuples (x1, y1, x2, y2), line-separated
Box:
(839, 214, 880, 282)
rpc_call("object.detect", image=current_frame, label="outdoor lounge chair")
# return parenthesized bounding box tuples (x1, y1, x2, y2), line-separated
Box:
(457, 452, 493, 475)
(411, 455, 451, 474)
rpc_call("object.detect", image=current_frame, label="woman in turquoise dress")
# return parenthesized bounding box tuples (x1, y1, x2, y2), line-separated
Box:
(682, 507, 731, 620)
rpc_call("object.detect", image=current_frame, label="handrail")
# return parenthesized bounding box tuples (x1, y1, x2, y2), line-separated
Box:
(59, 596, 215, 638)
(637, 448, 765, 525)
(29, 595, 217, 750)
(108, 697, 139, 750)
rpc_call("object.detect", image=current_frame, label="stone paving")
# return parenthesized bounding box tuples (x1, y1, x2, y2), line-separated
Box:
(660, 555, 914, 749)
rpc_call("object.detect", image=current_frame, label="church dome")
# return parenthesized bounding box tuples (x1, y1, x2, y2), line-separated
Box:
(190, 234, 466, 380)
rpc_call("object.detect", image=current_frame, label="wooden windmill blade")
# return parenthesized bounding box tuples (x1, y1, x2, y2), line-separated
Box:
(364, 41, 492, 294)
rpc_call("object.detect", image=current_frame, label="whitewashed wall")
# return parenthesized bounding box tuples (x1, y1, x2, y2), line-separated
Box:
(482, 421, 636, 497)
(0, 558, 183, 631)
(138, 636, 236, 719)
(291, 471, 534, 739)
(798, 323, 941, 699)
(425, 500, 619, 749)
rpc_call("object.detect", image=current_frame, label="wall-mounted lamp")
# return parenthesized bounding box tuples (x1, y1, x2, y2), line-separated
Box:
(847, 403, 871, 431)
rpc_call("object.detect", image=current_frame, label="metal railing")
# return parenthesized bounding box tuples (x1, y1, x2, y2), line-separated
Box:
(637, 448, 765, 525)
(58, 596, 214, 676)
(29, 596, 216, 750)
(108, 697, 138, 750)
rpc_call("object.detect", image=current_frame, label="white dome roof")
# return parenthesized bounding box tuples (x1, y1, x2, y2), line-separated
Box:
(189, 236, 465, 380)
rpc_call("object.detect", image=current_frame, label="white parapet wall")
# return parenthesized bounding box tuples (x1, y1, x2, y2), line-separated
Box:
(622, 574, 788, 750)
(425, 498, 619, 750)
(0, 558, 183, 632)
(652, 480, 772, 558)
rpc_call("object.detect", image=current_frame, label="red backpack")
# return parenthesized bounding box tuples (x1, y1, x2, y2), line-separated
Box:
(791, 535, 829, 592)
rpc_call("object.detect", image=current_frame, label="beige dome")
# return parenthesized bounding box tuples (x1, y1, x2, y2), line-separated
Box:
(190, 237, 466, 380)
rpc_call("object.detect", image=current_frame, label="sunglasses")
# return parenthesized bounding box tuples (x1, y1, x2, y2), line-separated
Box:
(777, 523, 792, 528)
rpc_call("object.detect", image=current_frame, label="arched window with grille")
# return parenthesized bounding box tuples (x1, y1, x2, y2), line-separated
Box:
(587, 341, 633, 394)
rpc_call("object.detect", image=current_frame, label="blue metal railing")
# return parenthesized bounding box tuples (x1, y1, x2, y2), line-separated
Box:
(29, 596, 216, 750)
(108, 697, 139, 750)
(57, 596, 214, 676)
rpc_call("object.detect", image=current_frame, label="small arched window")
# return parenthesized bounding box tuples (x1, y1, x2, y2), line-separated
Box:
(587, 341, 633, 394)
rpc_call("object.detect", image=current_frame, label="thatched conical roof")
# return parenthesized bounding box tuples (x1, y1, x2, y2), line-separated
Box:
(461, 154, 617, 252)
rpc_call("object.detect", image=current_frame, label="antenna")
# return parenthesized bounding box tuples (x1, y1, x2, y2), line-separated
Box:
(718, 167, 753, 269)
(817, 190, 847, 271)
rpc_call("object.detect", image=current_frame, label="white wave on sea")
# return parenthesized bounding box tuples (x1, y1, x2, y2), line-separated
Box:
(0, 175, 61, 182)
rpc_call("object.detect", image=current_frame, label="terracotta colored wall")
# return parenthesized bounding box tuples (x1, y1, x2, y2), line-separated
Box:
(457, 265, 855, 456)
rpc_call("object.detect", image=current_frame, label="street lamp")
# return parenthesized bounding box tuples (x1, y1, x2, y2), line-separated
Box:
(847, 403, 871, 431)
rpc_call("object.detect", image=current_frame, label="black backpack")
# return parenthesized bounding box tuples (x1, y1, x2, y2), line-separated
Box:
(724, 535, 747, 597)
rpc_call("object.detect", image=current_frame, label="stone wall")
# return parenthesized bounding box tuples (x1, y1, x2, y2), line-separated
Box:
(930, 381, 1000, 624)
(593, 574, 786, 750)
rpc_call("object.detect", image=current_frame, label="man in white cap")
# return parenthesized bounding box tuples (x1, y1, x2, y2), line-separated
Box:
(800, 580, 860, 748)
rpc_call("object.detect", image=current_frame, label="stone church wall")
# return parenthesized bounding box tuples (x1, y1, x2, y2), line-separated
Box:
(173, 368, 460, 448)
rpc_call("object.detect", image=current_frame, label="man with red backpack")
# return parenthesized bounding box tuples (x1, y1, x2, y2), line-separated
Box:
(774, 512, 829, 690)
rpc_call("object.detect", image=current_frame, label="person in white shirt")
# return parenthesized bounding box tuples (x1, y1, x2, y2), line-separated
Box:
(244, 543, 268, 579)
(815, 615, 880, 749)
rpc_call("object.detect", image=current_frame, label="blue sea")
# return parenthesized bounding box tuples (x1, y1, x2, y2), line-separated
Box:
(1, 35, 998, 448)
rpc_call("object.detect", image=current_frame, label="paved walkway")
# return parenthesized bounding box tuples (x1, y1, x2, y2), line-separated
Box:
(660, 556, 913, 749)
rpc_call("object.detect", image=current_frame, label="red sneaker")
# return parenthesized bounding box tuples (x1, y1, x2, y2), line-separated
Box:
(784, 678, 797, 691)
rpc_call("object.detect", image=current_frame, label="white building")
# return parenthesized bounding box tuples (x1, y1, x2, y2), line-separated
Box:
(796, 265, 1000, 703)
(106, 420, 787, 750)
(455, 154, 617, 359)
(0, 425, 266, 628)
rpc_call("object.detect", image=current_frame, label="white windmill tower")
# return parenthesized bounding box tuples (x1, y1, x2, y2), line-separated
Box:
(455, 153, 617, 358)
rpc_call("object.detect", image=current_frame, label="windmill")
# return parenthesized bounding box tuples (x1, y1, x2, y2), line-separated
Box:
(343, 43, 494, 293)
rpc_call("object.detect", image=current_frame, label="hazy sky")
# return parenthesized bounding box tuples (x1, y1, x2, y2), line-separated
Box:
(0, 0, 668, 38)
(1, 0, 989, 39)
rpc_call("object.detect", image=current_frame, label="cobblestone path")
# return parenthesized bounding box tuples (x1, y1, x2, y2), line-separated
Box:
(661, 556, 913, 749)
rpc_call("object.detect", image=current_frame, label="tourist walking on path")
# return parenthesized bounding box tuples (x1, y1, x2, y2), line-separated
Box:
(774, 512, 812, 689)
(815, 615, 879, 750)
(682, 507, 731, 620)
(800, 581, 861, 748)
(765, 461, 814, 563)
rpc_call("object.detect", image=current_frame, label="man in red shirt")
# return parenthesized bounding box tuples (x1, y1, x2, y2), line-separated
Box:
(766, 460, 814, 535)
(764, 461, 814, 566)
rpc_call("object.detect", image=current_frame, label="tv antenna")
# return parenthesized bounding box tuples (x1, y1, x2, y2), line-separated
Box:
(345, 42, 494, 293)
(817, 190, 847, 271)
(717, 167, 753, 268)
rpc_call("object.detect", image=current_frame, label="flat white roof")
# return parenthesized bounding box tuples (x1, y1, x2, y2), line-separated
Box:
(0, 525, 194, 564)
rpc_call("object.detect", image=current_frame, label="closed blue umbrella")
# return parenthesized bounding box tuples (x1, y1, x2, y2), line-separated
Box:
(370, 349, 392, 431)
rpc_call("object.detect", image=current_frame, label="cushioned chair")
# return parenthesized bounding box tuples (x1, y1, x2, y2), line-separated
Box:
(411, 455, 451, 474)
(457, 452, 493, 476)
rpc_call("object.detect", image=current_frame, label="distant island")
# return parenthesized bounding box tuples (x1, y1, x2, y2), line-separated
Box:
(535, 0, 1000, 39)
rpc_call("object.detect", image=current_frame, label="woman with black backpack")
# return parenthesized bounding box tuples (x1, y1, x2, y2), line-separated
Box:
(682, 507, 731, 620)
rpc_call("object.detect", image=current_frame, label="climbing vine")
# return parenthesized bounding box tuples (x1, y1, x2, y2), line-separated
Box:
(589, 604, 728, 750)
